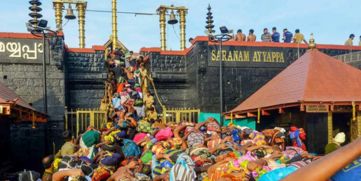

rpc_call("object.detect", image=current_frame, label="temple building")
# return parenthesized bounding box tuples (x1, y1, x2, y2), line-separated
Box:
(0, 32, 105, 172)
(225, 48, 361, 153)
(2, 1, 361, 173)
(140, 36, 361, 114)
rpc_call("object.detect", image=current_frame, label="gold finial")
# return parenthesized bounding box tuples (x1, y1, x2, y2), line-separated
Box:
(308, 33, 316, 49)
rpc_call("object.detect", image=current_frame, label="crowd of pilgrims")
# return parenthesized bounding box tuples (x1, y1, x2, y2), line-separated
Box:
(230, 27, 307, 44)
(36, 47, 345, 181)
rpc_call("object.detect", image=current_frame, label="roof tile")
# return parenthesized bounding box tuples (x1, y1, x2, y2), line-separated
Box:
(230, 49, 361, 113)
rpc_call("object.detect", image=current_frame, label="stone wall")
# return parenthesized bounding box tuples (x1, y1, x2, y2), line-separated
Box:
(0, 36, 65, 124)
(148, 52, 190, 109)
(0, 33, 108, 174)
(0, 35, 107, 116)
(65, 49, 106, 109)
(145, 41, 357, 113)
(10, 124, 46, 172)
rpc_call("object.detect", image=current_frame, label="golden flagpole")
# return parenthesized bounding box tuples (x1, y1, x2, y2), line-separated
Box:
(112, 0, 118, 50)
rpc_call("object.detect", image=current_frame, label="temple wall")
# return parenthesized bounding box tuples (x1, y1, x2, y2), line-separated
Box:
(145, 41, 356, 113)
(0, 36, 65, 124)
(65, 50, 106, 109)
(0, 34, 106, 174)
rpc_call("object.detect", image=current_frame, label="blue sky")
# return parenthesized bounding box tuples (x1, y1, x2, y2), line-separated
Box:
(1, 0, 361, 51)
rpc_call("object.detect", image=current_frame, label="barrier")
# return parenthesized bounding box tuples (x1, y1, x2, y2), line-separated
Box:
(162, 107, 200, 123)
(65, 108, 107, 137)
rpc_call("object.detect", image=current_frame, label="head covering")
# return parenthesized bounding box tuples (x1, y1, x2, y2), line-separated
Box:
(334, 132, 346, 144)
(81, 130, 100, 148)
(128, 66, 134, 72)
(243, 128, 253, 135)
(160, 160, 173, 169)
(104, 135, 115, 143)
(92, 167, 111, 181)
(115, 130, 127, 140)
(117, 77, 125, 83)
(106, 122, 113, 129)
(81, 165, 94, 177)
(100, 153, 121, 166)
(133, 133, 148, 144)
(274, 127, 286, 134)
(185, 126, 195, 135)
(100, 144, 117, 152)
(290, 126, 298, 132)
(200, 126, 207, 132)
(151, 138, 158, 144)
(79, 156, 93, 164)
(125, 53, 131, 59)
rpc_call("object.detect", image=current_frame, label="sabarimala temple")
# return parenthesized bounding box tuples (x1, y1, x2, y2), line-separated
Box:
(1, 0, 361, 180)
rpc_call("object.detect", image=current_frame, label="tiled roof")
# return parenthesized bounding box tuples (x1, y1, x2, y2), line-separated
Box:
(230, 49, 361, 113)
(0, 32, 64, 39)
(0, 81, 35, 111)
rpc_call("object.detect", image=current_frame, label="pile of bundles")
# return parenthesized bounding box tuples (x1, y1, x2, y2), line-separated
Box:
(44, 121, 316, 181)
(42, 48, 319, 181)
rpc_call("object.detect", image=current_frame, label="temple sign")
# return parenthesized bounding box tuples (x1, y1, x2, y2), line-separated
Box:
(0, 40, 43, 60)
(211, 49, 285, 63)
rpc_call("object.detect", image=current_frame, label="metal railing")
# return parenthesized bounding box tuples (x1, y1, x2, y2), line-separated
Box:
(162, 106, 200, 123)
(65, 108, 107, 137)
(148, 73, 200, 123)
(335, 51, 361, 64)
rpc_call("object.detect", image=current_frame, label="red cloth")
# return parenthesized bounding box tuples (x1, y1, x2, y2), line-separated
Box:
(133, 133, 147, 144)
(207, 121, 220, 132)
(117, 83, 126, 93)
(292, 140, 306, 151)
(290, 127, 307, 151)
(290, 126, 298, 132)
(92, 167, 110, 181)
(155, 127, 173, 141)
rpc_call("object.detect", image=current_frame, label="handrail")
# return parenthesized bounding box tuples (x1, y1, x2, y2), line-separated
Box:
(148, 76, 165, 110)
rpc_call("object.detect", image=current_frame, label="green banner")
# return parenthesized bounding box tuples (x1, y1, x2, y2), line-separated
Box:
(224, 118, 256, 130)
(198, 112, 221, 123)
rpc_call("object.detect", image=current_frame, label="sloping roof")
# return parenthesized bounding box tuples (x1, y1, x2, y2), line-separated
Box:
(104, 39, 128, 52)
(0, 81, 35, 111)
(229, 49, 361, 114)
(66, 45, 105, 53)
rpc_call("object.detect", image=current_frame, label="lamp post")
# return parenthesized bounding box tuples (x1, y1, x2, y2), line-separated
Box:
(209, 26, 233, 126)
(27, 0, 59, 114)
